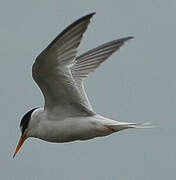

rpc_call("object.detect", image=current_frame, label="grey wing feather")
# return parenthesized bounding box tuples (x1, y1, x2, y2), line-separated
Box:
(71, 37, 133, 110)
(72, 37, 133, 80)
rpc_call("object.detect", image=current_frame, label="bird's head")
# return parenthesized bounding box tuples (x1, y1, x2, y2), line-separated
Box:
(13, 108, 37, 158)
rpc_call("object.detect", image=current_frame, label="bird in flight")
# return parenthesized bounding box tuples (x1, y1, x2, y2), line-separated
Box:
(13, 12, 150, 158)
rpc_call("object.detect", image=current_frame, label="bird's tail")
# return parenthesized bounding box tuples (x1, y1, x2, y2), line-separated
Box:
(105, 122, 152, 132)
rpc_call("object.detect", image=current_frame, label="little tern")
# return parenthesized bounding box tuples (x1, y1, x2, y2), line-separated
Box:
(13, 12, 150, 158)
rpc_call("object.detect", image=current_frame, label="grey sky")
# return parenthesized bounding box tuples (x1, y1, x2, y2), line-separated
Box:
(0, 0, 175, 179)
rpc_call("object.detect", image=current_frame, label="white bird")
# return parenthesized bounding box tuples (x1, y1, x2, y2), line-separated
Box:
(13, 12, 150, 158)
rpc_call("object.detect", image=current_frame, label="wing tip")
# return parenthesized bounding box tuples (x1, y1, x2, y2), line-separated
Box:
(115, 36, 134, 45)
(85, 12, 96, 18)
(78, 12, 96, 23)
(123, 36, 134, 41)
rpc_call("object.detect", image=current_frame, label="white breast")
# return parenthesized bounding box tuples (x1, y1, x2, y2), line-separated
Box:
(36, 116, 104, 142)
(28, 109, 115, 143)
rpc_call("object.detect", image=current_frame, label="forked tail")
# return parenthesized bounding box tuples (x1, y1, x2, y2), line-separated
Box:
(105, 122, 152, 132)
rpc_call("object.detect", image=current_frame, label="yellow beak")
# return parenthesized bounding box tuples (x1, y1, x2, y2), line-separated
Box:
(13, 134, 27, 158)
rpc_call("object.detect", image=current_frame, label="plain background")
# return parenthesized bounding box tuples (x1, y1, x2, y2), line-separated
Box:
(0, 0, 175, 179)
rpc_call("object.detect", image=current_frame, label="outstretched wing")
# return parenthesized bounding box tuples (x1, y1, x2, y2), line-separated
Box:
(71, 37, 133, 110)
(32, 13, 96, 120)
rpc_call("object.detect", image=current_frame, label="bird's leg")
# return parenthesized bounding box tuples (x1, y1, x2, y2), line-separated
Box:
(104, 125, 116, 132)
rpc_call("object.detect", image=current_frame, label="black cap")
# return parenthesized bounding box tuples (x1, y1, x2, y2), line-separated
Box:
(20, 108, 37, 136)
